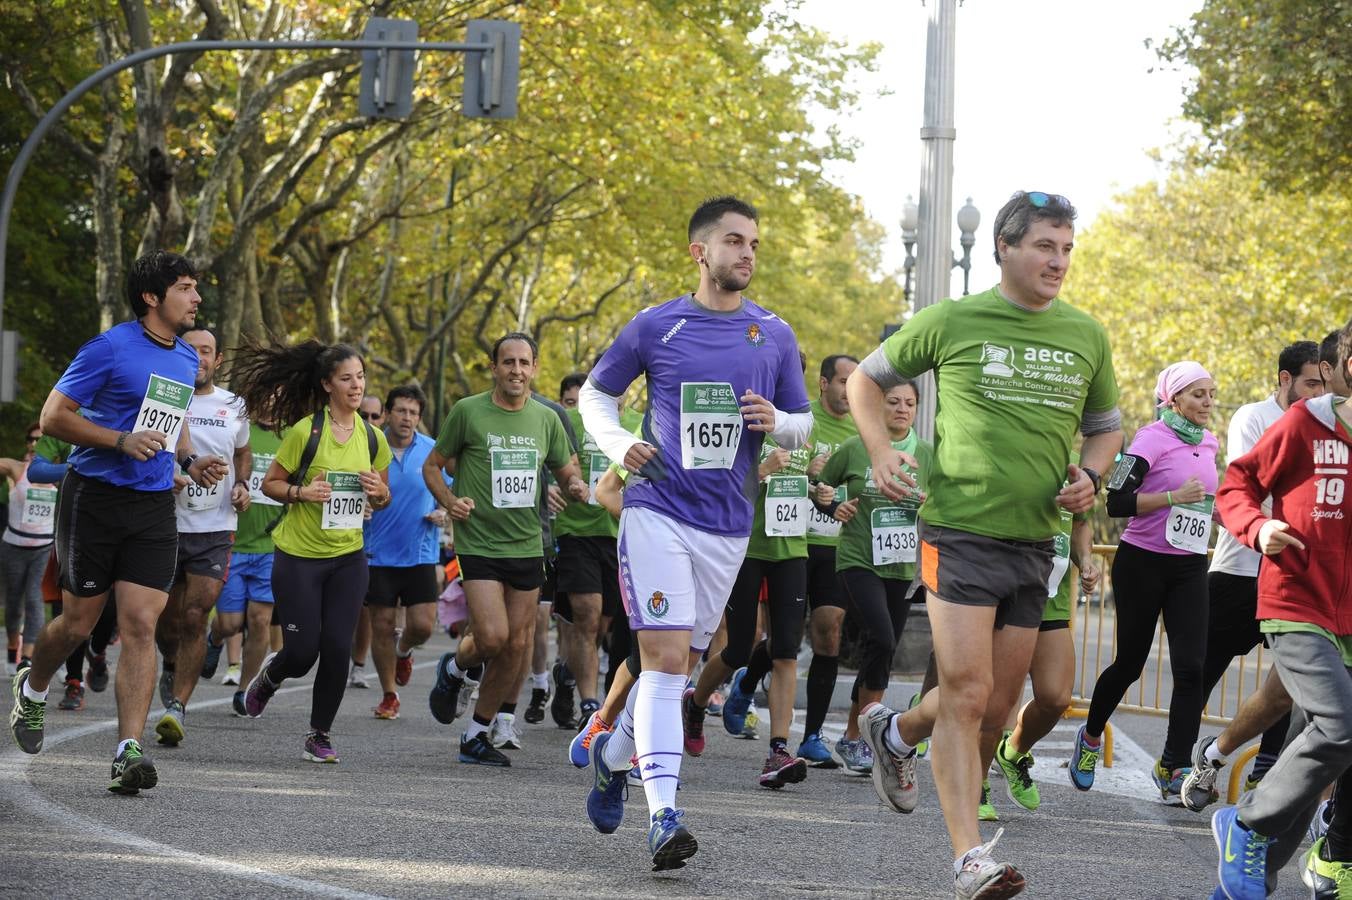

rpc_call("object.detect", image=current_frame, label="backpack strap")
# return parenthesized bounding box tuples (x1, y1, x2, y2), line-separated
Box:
(264, 409, 327, 536)
(363, 418, 378, 468)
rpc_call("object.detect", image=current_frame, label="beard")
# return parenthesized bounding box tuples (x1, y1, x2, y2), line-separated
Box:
(709, 262, 751, 293)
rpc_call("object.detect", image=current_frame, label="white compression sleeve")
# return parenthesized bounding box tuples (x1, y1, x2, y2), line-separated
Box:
(579, 378, 642, 465)
(635, 670, 687, 816)
(770, 408, 814, 450)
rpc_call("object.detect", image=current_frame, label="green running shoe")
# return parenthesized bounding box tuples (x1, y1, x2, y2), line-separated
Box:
(9, 668, 44, 754)
(994, 731, 1040, 811)
(1304, 837, 1352, 899)
(978, 779, 998, 821)
(109, 740, 158, 794)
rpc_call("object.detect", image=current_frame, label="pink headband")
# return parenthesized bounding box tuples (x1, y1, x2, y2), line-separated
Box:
(1155, 360, 1212, 407)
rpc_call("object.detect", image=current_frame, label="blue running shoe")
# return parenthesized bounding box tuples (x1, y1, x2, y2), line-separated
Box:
(1212, 806, 1271, 900)
(648, 807, 698, 871)
(1069, 725, 1099, 791)
(586, 731, 628, 834)
(721, 667, 754, 735)
(570, 711, 610, 769)
(1152, 760, 1188, 799)
(428, 652, 464, 725)
(797, 732, 840, 769)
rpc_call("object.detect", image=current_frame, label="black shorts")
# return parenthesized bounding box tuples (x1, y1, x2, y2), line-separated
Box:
(458, 553, 545, 592)
(366, 563, 439, 607)
(807, 543, 843, 610)
(555, 535, 621, 619)
(539, 556, 557, 605)
(1038, 618, 1070, 633)
(1206, 570, 1262, 656)
(918, 521, 1053, 630)
(56, 470, 179, 597)
(174, 530, 234, 584)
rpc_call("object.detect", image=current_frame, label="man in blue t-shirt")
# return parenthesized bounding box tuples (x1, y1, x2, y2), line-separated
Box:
(9, 250, 229, 794)
(576, 196, 813, 871)
(364, 385, 448, 720)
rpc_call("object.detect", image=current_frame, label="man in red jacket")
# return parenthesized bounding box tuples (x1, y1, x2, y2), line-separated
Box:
(1210, 317, 1352, 900)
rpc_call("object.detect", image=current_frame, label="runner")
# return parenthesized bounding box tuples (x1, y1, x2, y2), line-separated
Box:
(685, 350, 817, 789)
(207, 417, 285, 717)
(849, 191, 1121, 899)
(577, 195, 812, 870)
(1209, 318, 1352, 900)
(800, 354, 858, 769)
(364, 385, 447, 721)
(1073, 362, 1219, 796)
(9, 250, 228, 793)
(153, 326, 251, 746)
(0, 425, 57, 673)
(422, 332, 585, 766)
(349, 394, 386, 690)
(812, 379, 932, 776)
(232, 340, 392, 763)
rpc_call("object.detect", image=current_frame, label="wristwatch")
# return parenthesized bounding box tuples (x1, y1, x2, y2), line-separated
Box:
(1082, 466, 1102, 493)
(179, 454, 198, 474)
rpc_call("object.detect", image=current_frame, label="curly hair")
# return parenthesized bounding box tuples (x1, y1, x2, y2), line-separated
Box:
(230, 338, 363, 432)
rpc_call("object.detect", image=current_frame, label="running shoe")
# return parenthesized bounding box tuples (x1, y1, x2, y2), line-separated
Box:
(428, 652, 466, 725)
(200, 633, 224, 680)
(954, 827, 1025, 900)
(1242, 775, 1261, 793)
(243, 652, 278, 718)
(108, 739, 158, 795)
(835, 736, 873, 775)
(586, 730, 628, 834)
(1182, 736, 1224, 812)
(155, 700, 186, 746)
(1309, 799, 1334, 844)
(908, 691, 929, 758)
(858, 703, 918, 813)
(758, 746, 808, 789)
(222, 663, 241, 686)
(1212, 805, 1271, 900)
(459, 731, 510, 767)
(1069, 724, 1099, 791)
(524, 686, 550, 724)
(1303, 836, 1352, 899)
(231, 691, 247, 718)
(1152, 760, 1188, 799)
(491, 713, 522, 749)
(681, 688, 706, 756)
(551, 659, 577, 729)
(570, 710, 612, 768)
(797, 732, 840, 769)
(9, 668, 44, 753)
(303, 730, 339, 763)
(86, 650, 109, 692)
(994, 732, 1040, 811)
(648, 807, 698, 871)
(348, 661, 369, 689)
(57, 678, 85, 711)
(394, 651, 413, 687)
(374, 692, 400, 720)
(721, 666, 754, 735)
(739, 705, 760, 741)
(157, 667, 174, 709)
(979, 780, 999, 822)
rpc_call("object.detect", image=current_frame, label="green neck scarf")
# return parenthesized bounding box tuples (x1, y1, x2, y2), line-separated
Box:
(891, 428, 918, 455)
(1161, 408, 1204, 445)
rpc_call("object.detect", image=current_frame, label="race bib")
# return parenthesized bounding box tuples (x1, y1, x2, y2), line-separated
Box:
(322, 471, 365, 530)
(249, 453, 280, 506)
(871, 505, 918, 566)
(181, 479, 222, 512)
(764, 475, 809, 537)
(490, 448, 539, 508)
(808, 485, 846, 539)
(587, 451, 609, 506)
(134, 374, 193, 449)
(19, 487, 56, 530)
(1166, 494, 1214, 554)
(679, 382, 742, 470)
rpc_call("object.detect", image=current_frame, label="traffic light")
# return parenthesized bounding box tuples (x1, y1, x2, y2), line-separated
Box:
(358, 17, 417, 119)
(462, 19, 520, 119)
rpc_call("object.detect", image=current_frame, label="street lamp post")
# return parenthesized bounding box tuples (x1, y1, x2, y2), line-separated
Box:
(900, 194, 980, 307)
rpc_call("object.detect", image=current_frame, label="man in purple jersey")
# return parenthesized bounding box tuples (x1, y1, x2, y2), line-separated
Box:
(577, 196, 813, 871)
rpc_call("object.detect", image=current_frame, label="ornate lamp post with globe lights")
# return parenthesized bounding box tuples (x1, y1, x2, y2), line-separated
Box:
(900, 194, 981, 308)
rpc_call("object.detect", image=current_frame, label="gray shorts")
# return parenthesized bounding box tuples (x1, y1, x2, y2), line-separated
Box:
(174, 531, 235, 584)
(918, 521, 1054, 629)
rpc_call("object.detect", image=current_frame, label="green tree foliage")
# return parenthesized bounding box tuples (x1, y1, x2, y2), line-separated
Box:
(1158, 0, 1352, 193)
(1065, 165, 1350, 438)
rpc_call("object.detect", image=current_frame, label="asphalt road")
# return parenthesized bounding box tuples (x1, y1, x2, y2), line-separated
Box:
(0, 632, 1312, 899)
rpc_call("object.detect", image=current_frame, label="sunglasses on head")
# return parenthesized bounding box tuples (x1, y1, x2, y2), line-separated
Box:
(1026, 191, 1070, 209)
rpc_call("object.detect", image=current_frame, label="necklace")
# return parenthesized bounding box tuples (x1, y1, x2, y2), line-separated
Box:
(141, 324, 175, 348)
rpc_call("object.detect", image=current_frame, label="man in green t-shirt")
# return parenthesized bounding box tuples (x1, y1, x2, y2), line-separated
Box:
(847, 191, 1123, 899)
(423, 332, 587, 767)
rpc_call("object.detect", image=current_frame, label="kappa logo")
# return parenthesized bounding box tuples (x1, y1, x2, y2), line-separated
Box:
(643, 761, 663, 772)
(661, 317, 688, 344)
(744, 323, 765, 347)
(646, 590, 669, 619)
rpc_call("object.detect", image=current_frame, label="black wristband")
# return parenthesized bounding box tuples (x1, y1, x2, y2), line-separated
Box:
(179, 454, 197, 474)
(1083, 466, 1102, 493)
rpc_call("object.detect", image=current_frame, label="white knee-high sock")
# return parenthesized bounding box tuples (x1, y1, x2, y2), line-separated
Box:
(634, 670, 687, 817)
(601, 681, 640, 771)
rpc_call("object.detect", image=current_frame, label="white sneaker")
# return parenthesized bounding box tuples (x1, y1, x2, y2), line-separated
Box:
(491, 713, 522, 749)
(348, 661, 369, 689)
(954, 827, 1026, 899)
(858, 703, 919, 813)
(221, 664, 241, 686)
